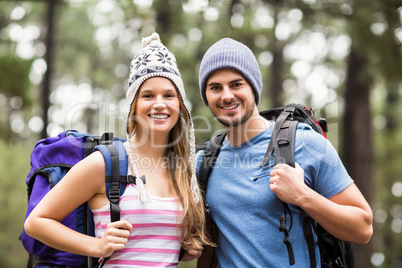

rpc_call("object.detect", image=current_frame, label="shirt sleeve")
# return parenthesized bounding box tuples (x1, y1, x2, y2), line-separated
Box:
(295, 124, 354, 199)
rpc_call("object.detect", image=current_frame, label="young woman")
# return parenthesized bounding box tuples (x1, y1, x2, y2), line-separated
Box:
(24, 33, 210, 267)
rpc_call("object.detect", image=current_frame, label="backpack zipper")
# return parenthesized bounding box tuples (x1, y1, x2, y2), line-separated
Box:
(249, 173, 270, 181)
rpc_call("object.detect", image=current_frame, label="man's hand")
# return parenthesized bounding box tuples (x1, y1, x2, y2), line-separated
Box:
(180, 249, 202, 262)
(269, 163, 311, 206)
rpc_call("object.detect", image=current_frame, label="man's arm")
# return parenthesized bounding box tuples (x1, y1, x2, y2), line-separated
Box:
(269, 163, 373, 244)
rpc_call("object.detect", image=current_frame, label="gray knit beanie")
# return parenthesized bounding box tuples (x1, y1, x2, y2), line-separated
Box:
(199, 38, 263, 106)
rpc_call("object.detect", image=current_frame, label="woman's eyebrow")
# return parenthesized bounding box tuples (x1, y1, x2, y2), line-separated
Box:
(139, 89, 152, 94)
(139, 88, 176, 94)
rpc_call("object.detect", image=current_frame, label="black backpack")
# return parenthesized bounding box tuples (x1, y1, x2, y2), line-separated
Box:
(197, 103, 354, 268)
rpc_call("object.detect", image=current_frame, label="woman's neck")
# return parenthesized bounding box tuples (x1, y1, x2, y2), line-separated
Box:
(128, 132, 169, 158)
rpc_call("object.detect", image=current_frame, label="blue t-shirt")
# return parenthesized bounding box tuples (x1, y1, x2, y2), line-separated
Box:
(196, 122, 353, 267)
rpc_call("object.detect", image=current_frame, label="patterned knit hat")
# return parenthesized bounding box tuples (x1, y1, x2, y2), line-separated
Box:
(199, 38, 263, 106)
(126, 32, 200, 204)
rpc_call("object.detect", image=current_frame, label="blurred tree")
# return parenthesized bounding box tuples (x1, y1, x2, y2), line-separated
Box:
(0, 54, 33, 141)
(369, 1, 402, 267)
(40, 0, 58, 138)
(343, 46, 373, 267)
(342, 0, 402, 267)
(0, 0, 401, 267)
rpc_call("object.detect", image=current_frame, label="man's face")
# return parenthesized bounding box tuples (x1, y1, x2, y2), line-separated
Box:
(205, 69, 257, 127)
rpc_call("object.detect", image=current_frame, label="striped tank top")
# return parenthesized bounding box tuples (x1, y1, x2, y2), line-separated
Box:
(91, 183, 183, 267)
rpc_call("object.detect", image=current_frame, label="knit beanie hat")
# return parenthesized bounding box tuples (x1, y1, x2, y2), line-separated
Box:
(126, 32, 200, 204)
(199, 38, 263, 106)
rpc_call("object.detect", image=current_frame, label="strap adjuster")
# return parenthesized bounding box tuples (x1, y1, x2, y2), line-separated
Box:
(284, 106, 295, 114)
(109, 188, 120, 203)
(277, 138, 290, 147)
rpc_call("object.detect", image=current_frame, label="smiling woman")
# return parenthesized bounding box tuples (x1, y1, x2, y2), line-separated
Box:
(131, 77, 181, 146)
(24, 32, 213, 268)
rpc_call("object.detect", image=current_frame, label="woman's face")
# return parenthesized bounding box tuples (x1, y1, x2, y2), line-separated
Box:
(132, 76, 181, 138)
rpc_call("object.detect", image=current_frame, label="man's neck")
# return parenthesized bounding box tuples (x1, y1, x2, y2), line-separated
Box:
(224, 114, 272, 147)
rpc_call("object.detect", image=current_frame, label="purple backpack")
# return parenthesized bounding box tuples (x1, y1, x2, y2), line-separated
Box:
(21, 130, 136, 268)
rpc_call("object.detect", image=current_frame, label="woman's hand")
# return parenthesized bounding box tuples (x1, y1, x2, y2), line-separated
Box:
(97, 220, 132, 257)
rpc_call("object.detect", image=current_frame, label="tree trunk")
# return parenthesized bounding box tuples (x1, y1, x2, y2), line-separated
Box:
(270, 46, 283, 108)
(41, 0, 56, 139)
(269, 2, 283, 108)
(342, 47, 373, 268)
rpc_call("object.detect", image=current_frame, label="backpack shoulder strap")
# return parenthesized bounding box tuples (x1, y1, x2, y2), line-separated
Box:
(260, 106, 300, 266)
(195, 132, 226, 268)
(94, 140, 136, 222)
(302, 211, 317, 268)
(263, 106, 320, 268)
(198, 132, 226, 201)
(260, 106, 298, 167)
(275, 119, 298, 167)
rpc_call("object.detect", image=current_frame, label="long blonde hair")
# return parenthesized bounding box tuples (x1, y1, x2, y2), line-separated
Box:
(128, 89, 212, 250)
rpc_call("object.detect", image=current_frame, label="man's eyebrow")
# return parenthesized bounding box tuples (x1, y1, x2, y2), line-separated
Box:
(207, 82, 221, 87)
(207, 78, 245, 87)
(230, 78, 244, 83)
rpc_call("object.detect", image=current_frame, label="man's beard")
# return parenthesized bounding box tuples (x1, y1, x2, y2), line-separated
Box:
(212, 101, 256, 127)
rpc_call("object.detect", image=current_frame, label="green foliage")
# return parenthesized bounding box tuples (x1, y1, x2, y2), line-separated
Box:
(178, 259, 197, 268)
(0, 53, 33, 104)
(0, 0, 401, 267)
(0, 140, 32, 267)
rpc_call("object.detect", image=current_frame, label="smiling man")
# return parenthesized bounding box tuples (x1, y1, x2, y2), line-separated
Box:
(206, 69, 256, 127)
(196, 38, 373, 267)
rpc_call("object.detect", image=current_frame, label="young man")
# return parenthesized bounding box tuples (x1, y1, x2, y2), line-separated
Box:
(196, 38, 373, 267)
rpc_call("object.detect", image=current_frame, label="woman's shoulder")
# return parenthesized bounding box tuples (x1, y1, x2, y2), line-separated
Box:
(67, 151, 106, 191)
(84, 150, 106, 168)
(73, 150, 106, 172)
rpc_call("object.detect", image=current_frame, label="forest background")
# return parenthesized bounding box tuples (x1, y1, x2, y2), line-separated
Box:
(0, 0, 401, 267)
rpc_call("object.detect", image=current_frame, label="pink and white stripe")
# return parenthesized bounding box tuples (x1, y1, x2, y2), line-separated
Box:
(92, 184, 183, 267)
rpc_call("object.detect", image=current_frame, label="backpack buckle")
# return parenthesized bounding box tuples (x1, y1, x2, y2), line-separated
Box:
(109, 188, 120, 203)
(127, 175, 136, 184)
(284, 106, 295, 120)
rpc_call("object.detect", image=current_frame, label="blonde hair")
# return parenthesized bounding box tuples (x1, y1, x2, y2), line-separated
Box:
(128, 86, 212, 250)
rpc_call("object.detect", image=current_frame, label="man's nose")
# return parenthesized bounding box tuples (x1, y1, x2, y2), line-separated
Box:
(221, 87, 234, 102)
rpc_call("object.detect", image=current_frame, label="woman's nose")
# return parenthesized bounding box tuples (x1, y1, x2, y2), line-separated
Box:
(152, 100, 167, 109)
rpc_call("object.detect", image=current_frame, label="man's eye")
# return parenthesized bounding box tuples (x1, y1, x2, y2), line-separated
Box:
(232, 83, 242, 88)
